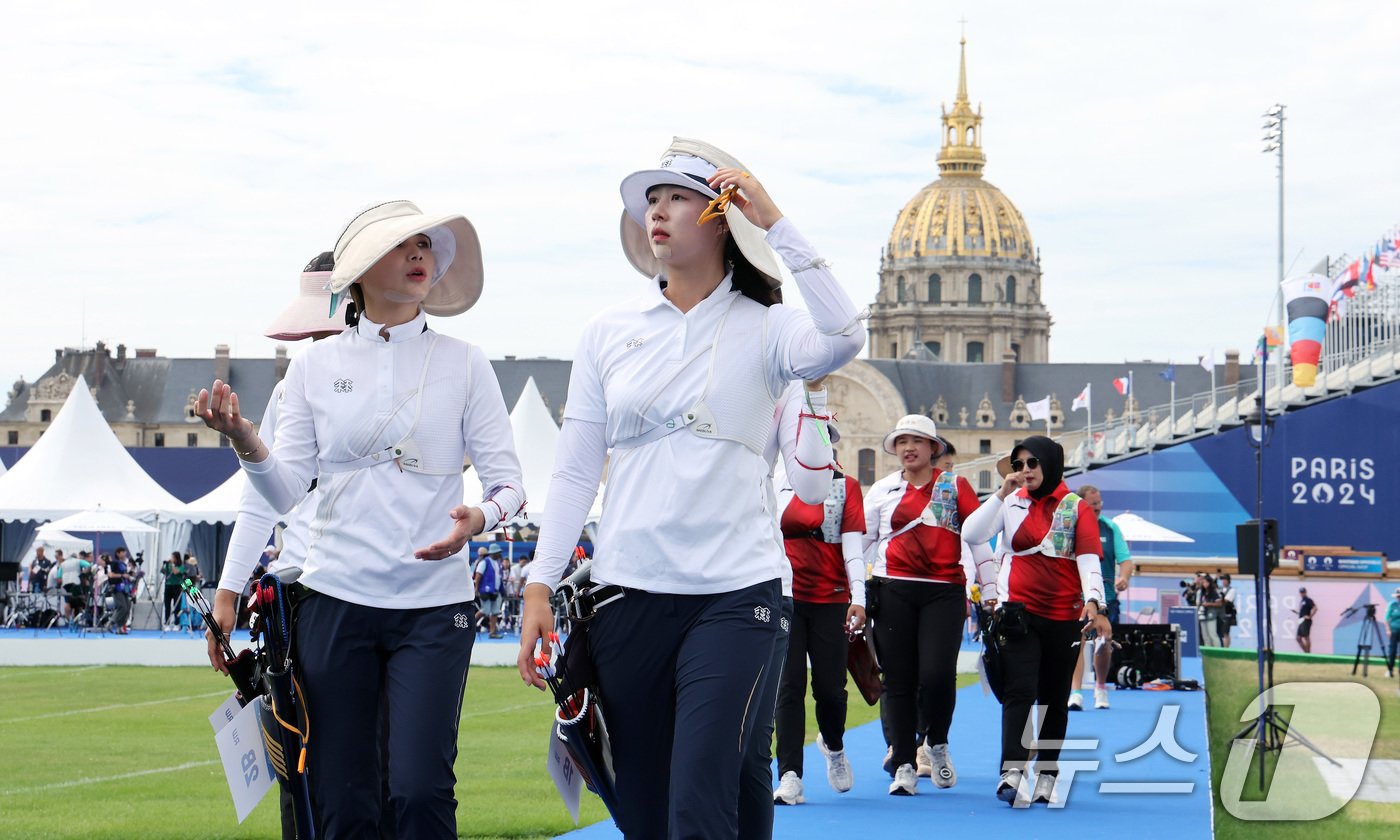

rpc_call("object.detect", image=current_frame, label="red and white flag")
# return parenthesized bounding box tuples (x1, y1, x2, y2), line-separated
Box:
(1071, 383, 1090, 412)
(1112, 376, 1131, 396)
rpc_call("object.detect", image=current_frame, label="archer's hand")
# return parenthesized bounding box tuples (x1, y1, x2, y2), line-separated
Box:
(196, 380, 257, 449)
(517, 584, 556, 690)
(206, 590, 238, 675)
(415, 506, 485, 561)
(708, 168, 784, 230)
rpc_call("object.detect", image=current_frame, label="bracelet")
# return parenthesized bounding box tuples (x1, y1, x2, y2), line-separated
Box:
(234, 442, 259, 458)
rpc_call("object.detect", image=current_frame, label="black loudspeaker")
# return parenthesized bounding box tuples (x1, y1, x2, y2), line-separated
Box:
(1236, 519, 1279, 576)
(0, 562, 19, 583)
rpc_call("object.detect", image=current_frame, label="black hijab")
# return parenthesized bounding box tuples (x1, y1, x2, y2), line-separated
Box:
(1012, 435, 1065, 501)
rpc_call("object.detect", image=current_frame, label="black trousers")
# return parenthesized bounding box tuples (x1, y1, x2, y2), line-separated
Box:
(738, 596, 792, 839)
(999, 610, 1082, 776)
(164, 586, 182, 624)
(295, 593, 474, 840)
(872, 580, 964, 769)
(775, 600, 850, 777)
(590, 579, 781, 840)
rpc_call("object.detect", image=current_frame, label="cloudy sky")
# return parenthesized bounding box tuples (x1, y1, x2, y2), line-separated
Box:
(2, 1, 1396, 395)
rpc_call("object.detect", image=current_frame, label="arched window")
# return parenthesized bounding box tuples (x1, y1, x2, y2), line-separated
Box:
(896, 276, 906, 302)
(968, 273, 982, 304)
(858, 448, 876, 487)
(966, 341, 985, 363)
(927, 274, 941, 303)
(1006, 275, 1016, 303)
(966, 126, 975, 145)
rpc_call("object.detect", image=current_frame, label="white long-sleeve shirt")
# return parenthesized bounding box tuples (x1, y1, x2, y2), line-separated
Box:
(217, 384, 286, 594)
(528, 218, 865, 594)
(240, 311, 525, 609)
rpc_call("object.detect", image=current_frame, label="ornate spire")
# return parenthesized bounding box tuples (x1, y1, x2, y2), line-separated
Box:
(937, 37, 985, 178)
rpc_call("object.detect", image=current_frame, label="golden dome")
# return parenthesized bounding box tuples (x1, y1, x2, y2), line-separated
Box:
(886, 39, 1035, 264)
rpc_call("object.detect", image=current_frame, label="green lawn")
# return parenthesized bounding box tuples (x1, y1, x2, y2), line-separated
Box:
(1204, 653, 1400, 840)
(0, 665, 931, 839)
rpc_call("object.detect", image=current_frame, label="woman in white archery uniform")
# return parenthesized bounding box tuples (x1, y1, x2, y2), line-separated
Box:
(199, 202, 524, 839)
(516, 138, 865, 839)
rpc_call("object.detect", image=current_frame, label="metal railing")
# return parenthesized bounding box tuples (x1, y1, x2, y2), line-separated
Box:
(954, 267, 1400, 479)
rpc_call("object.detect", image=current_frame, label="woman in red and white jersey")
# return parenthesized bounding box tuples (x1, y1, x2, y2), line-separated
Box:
(771, 454, 866, 805)
(863, 415, 997, 796)
(963, 435, 1108, 807)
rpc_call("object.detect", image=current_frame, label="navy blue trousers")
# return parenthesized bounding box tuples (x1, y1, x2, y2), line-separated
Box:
(738, 596, 792, 839)
(295, 593, 474, 840)
(591, 579, 781, 840)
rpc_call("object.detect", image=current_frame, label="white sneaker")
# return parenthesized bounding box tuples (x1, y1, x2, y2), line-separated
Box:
(996, 768, 1024, 804)
(1094, 687, 1110, 709)
(928, 743, 957, 788)
(773, 770, 804, 805)
(818, 734, 854, 793)
(1032, 772, 1056, 804)
(915, 743, 934, 777)
(1067, 692, 1084, 711)
(889, 763, 918, 796)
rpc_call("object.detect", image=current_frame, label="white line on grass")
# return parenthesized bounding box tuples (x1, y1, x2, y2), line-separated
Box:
(0, 664, 106, 679)
(0, 690, 229, 724)
(0, 760, 221, 796)
(460, 699, 552, 718)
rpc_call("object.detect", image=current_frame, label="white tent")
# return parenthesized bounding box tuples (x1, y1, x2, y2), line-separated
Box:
(463, 377, 604, 524)
(32, 526, 93, 556)
(1112, 512, 1195, 543)
(0, 376, 191, 559)
(178, 468, 246, 524)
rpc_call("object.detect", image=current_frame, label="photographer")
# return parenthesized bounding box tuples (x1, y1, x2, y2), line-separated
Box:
(1215, 573, 1239, 648)
(161, 552, 184, 630)
(1386, 590, 1399, 678)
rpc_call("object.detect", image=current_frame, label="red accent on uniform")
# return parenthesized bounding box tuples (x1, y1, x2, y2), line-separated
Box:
(781, 476, 865, 603)
(1006, 482, 1102, 620)
(884, 471, 978, 584)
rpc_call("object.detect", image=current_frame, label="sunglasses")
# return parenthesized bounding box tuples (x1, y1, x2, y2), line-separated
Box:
(1010, 457, 1040, 472)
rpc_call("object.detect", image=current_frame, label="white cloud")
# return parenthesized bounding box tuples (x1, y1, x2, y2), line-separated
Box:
(2, 1, 1397, 394)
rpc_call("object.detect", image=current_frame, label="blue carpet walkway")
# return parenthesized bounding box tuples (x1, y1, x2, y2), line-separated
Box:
(564, 658, 1212, 838)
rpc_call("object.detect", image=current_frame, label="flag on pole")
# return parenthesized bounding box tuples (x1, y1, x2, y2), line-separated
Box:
(1071, 383, 1090, 412)
(1112, 376, 1131, 396)
(1199, 350, 1214, 372)
(1026, 396, 1052, 422)
(1159, 364, 1175, 382)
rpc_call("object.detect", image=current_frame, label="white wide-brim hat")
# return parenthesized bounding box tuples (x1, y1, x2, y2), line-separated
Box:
(882, 414, 944, 456)
(619, 137, 784, 288)
(328, 200, 483, 317)
(264, 252, 348, 340)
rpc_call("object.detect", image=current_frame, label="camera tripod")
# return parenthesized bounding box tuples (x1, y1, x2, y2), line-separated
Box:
(1344, 604, 1386, 677)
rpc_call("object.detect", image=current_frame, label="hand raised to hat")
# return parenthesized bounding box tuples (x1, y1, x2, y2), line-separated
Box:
(414, 504, 486, 561)
(197, 380, 261, 459)
(708, 167, 784, 231)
